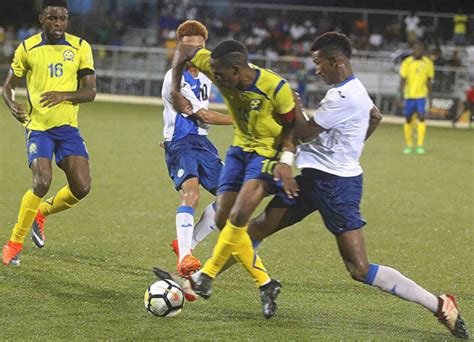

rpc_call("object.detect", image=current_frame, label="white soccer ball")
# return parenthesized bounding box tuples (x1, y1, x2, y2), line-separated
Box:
(144, 279, 185, 317)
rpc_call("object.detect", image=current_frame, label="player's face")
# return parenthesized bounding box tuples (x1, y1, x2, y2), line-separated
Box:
(40, 6, 69, 41)
(180, 35, 206, 48)
(210, 59, 239, 88)
(412, 44, 424, 58)
(312, 51, 336, 85)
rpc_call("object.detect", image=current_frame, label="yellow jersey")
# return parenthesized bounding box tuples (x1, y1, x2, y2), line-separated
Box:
(191, 49, 295, 158)
(11, 32, 94, 131)
(399, 56, 434, 99)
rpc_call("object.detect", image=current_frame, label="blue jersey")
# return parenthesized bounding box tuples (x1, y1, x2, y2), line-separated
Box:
(161, 68, 212, 142)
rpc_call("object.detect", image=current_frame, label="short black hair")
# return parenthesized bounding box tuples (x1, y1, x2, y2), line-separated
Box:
(42, 0, 68, 9)
(211, 40, 248, 67)
(310, 32, 352, 58)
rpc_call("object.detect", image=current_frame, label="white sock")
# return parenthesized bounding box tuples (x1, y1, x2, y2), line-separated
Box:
(176, 206, 195, 262)
(190, 202, 217, 250)
(365, 264, 438, 312)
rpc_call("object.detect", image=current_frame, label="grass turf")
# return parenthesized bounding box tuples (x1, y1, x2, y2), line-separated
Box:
(0, 100, 472, 340)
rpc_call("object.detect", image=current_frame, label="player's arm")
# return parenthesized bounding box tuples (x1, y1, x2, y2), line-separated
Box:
(293, 91, 326, 142)
(2, 70, 27, 123)
(171, 44, 201, 115)
(194, 109, 233, 125)
(398, 78, 406, 100)
(272, 84, 300, 199)
(365, 105, 383, 141)
(39, 74, 96, 108)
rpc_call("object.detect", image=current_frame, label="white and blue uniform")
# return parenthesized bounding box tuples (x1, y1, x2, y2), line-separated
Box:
(274, 75, 374, 234)
(161, 69, 223, 192)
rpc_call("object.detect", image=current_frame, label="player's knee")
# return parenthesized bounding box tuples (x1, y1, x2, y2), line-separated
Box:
(71, 182, 91, 200)
(228, 211, 248, 228)
(32, 172, 52, 197)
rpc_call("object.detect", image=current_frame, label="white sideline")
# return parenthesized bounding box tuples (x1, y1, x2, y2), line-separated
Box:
(5, 87, 470, 128)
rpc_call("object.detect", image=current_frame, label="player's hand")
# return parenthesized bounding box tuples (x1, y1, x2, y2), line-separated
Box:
(40, 91, 69, 108)
(273, 163, 299, 199)
(171, 90, 192, 115)
(159, 140, 165, 149)
(8, 101, 28, 123)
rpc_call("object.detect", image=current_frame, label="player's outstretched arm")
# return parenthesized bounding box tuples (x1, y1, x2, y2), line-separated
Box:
(2, 70, 27, 123)
(39, 74, 96, 108)
(194, 109, 233, 125)
(171, 43, 201, 115)
(365, 105, 383, 141)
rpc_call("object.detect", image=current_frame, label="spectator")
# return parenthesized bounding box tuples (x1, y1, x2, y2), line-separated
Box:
(353, 18, 369, 50)
(453, 9, 468, 45)
(430, 48, 447, 92)
(453, 85, 474, 126)
(404, 11, 420, 46)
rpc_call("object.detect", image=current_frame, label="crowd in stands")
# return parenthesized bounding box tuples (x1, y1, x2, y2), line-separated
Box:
(1, 1, 472, 95)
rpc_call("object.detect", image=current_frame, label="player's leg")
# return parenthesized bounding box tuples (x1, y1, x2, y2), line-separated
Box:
(2, 157, 52, 265)
(403, 100, 415, 153)
(31, 128, 90, 247)
(336, 230, 469, 338)
(175, 177, 202, 275)
(2, 129, 55, 264)
(191, 201, 216, 249)
(415, 98, 427, 154)
(189, 138, 223, 250)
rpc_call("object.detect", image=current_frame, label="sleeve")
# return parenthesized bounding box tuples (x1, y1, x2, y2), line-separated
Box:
(427, 60, 434, 79)
(272, 80, 295, 115)
(180, 79, 205, 115)
(190, 49, 213, 80)
(78, 39, 95, 71)
(399, 59, 408, 78)
(312, 91, 346, 129)
(10, 42, 28, 78)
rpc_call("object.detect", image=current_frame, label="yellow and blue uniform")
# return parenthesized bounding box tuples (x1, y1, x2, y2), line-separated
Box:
(191, 48, 295, 194)
(399, 56, 434, 119)
(11, 32, 94, 165)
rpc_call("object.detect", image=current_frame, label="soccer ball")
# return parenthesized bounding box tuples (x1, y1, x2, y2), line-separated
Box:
(144, 279, 185, 317)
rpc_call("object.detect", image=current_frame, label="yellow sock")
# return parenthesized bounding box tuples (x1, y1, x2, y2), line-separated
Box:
(10, 190, 43, 243)
(201, 220, 245, 278)
(403, 123, 413, 147)
(417, 122, 426, 147)
(232, 231, 270, 287)
(39, 185, 80, 217)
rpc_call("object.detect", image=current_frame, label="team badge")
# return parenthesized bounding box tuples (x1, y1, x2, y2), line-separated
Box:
(63, 50, 75, 62)
(29, 143, 37, 154)
(250, 99, 262, 111)
(177, 169, 184, 178)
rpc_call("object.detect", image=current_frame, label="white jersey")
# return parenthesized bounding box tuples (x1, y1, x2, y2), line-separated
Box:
(296, 76, 373, 177)
(162, 68, 212, 142)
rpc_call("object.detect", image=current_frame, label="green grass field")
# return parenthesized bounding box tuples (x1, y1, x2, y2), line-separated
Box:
(0, 100, 472, 340)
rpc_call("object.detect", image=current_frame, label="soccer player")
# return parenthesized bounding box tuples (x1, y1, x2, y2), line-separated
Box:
(161, 20, 232, 277)
(242, 32, 468, 339)
(398, 41, 434, 154)
(169, 39, 299, 318)
(1, 0, 96, 265)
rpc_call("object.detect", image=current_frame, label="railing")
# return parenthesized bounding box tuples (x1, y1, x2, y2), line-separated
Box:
(0, 44, 469, 116)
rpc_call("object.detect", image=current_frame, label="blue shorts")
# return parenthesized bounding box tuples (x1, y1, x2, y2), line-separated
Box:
(26, 125, 89, 166)
(164, 135, 223, 193)
(272, 168, 366, 235)
(403, 98, 426, 119)
(217, 146, 284, 196)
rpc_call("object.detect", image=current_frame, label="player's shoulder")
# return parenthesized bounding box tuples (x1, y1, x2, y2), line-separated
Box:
(21, 32, 44, 51)
(255, 66, 290, 98)
(422, 56, 434, 65)
(64, 33, 90, 50)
